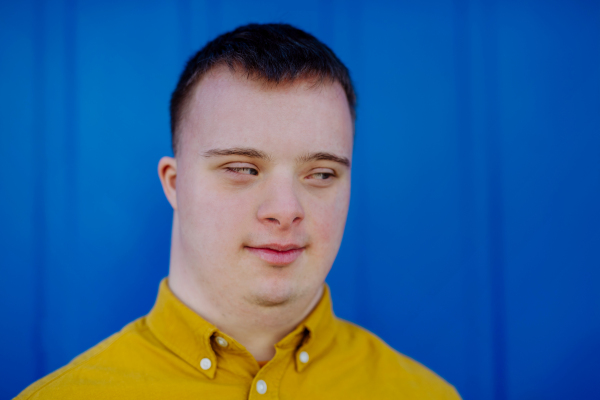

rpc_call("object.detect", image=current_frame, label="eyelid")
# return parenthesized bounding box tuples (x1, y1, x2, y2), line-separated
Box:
(309, 167, 336, 176)
(222, 161, 260, 172)
(221, 160, 260, 176)
(305, 168, 337, 183)
(224, 161, 258, 168)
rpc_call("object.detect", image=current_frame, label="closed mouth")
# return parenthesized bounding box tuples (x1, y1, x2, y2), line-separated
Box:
(245, 244, 305, 265)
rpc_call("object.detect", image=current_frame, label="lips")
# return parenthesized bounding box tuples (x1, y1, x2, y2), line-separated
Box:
(245, 244, 304, 265)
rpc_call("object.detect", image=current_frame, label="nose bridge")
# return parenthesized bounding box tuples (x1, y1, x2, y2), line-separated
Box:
(257, 169, 304, 228)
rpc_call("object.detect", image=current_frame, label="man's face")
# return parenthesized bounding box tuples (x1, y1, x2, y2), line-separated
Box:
(173, 67, 353, 309)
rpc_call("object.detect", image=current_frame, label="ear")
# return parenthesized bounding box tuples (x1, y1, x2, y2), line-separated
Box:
(158, 156, 178, 210)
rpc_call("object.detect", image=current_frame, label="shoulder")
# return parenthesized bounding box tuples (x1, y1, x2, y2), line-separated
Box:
(332, 318, 461, 399)
(15, 318, 154, 400)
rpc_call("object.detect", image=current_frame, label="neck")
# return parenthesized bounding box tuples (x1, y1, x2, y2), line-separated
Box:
(167, 218, 323, 361)
(169, 269, 323, 361)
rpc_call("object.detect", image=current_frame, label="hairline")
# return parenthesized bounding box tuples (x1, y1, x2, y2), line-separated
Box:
(173, 63, 354, 158)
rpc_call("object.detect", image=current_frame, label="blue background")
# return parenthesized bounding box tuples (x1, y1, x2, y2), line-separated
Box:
(1, 0, 599, 399)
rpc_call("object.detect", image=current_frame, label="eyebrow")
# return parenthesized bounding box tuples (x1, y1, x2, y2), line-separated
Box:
(202, 147, 350, 167)
(202, 147, 271, 160)
(297, 152, 350, 167)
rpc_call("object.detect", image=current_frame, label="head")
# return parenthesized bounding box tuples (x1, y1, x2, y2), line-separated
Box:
(158, 23, 356, 314)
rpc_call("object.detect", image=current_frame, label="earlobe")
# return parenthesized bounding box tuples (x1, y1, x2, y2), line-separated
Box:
(158, 156, 178, 210)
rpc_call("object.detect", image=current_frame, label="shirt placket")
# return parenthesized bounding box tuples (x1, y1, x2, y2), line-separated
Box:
(247, 344, 295, 400)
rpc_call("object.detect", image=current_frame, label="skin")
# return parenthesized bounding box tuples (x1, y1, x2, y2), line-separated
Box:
(158, 65, 354, 361)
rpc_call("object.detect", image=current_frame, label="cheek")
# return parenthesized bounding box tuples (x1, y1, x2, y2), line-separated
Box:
(177, 172, 256, 253)
(308, 185, 350, 253)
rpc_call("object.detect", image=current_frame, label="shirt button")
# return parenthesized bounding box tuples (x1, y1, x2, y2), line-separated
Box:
(215, 336, 228, 347)
(256, 379, 267, 394)
(200, 358, 212, 370)
(299, 351, 309, 363)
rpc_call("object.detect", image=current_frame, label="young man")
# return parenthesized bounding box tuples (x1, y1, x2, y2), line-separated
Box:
(17, 24, 461, 399)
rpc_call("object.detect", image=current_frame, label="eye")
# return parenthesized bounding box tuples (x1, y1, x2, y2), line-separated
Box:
(305, 169, 336, 181)
(309, 172, 334, 180)
(226, 166, 258, 176)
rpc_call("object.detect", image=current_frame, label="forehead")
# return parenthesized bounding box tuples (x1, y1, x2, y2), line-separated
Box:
(178, 66, 354, 158)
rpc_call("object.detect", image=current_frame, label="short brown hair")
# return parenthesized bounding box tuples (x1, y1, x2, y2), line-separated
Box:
(169, 23, 356, 156)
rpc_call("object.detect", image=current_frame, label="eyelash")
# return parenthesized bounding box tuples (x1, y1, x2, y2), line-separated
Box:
(308, 172, 334, 180)
(227, 167, 258, 176)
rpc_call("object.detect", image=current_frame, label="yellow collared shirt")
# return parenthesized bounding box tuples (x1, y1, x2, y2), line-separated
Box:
(17, 279, 461, 399)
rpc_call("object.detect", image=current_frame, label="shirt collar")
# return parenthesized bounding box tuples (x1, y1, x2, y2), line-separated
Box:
(146, 279, 219, 378)
(288, 283, 337, 372)
(146, 278, 337, 377)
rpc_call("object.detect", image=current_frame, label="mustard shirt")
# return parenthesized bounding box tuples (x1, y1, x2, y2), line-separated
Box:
(17, 279, 461, 399)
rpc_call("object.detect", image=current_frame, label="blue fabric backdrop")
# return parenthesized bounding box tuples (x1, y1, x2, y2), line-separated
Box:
(1, 0, 599, 399)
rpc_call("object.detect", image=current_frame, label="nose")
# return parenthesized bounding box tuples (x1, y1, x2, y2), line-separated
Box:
(257, 173, 305, 230)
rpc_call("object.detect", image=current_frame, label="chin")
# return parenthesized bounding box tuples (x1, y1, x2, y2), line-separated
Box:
(247, 279, 298, 308)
